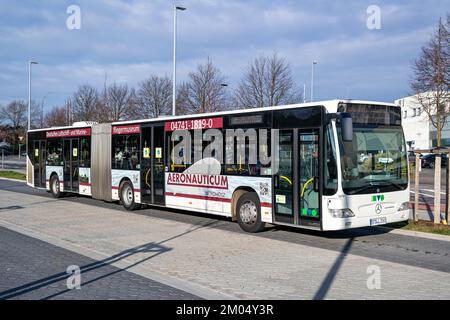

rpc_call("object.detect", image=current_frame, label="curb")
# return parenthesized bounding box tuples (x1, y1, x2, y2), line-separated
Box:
(374, 225, 450, 242)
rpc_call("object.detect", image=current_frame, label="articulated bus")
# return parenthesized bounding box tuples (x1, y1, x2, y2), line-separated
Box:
(27, 100, 410, 232)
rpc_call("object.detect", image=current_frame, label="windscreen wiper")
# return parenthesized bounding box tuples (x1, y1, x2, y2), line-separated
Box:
(375, 181, 404, 190)
(348, 183, 376, 195)
(348, 181, 403, 195)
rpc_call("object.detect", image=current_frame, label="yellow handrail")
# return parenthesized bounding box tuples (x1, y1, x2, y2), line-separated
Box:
(145, 169, 151, 188)
(301, 178, 315, 198)
(279, 175, 292, 185)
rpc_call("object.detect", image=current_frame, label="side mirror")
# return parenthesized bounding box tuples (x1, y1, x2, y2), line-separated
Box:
(340, 112, 353, 142)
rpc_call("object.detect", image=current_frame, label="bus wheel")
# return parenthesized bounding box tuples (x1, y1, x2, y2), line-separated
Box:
(120, 181, 140, 211)
(50, 175, 62, 198)
(236, 192, 265, 233)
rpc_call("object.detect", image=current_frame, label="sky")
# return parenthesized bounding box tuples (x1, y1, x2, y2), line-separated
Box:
(0, 0, 448, 112)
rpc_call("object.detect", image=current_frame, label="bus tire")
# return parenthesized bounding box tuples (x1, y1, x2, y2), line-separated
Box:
(50, 175, 62, 198)
(236, 192, 265, 233)
(120, 180, 140, 211)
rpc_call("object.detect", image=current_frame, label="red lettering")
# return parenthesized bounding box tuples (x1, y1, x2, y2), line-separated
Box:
(221, 176, 228, 188)
(165, 117, 223, 132)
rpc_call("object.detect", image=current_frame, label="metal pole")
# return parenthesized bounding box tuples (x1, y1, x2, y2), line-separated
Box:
(1, 149, 4, 169)
(414, 153, 420, 222)
(434, 154, 442, 224)
(310, 62, 314, 102)
(28, 62, 32, 131)
(446, 156, 450, 224)
(303, 84, 306, 103)
(172, 5, 177, 116)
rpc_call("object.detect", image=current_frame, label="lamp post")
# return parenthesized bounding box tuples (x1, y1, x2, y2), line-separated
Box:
(310, 60, 318, 102)
(303, 83, 306, 103)
(28, 60, 38, 131)
(172, 5, 186, 116)
(40, 92, 52, 128)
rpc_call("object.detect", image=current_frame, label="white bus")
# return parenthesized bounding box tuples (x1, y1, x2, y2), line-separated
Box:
(27, 100, 410, 232)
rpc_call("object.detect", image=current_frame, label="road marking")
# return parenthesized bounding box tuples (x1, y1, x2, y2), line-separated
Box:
(410, 190, 445, 197)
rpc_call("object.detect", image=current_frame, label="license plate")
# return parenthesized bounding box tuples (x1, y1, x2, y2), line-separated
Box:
(370, 217, 387, 226)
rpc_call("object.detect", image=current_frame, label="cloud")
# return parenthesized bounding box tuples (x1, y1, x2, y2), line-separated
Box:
(0, 0, 448, 108)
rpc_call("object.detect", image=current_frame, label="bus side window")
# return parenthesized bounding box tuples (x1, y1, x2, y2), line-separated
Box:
(324, 124, 338, 195)
(112, 135, 140, 170)
(47, 139, 63, 166)
(80, 138, 90, 167)
(168, 131, 190, 173)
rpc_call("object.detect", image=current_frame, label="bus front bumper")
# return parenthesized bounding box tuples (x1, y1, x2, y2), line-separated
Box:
(322, 209, 410, 231)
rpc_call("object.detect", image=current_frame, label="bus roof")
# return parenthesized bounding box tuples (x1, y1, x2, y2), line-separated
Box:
(28, 99, 398, 132)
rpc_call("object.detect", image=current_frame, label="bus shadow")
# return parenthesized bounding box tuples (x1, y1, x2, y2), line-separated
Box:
(0, 219, 217, 300)
(267, 224, 392, 239)
(140, 203, 395, 240)
(48, 192, 396, 241)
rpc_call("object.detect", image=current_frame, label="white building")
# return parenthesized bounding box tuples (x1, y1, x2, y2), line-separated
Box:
(395, 93, 450, 150)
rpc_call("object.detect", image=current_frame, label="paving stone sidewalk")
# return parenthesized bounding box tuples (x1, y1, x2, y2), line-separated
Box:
(0, 226, 198, 300)
(0, 189, 449, 299)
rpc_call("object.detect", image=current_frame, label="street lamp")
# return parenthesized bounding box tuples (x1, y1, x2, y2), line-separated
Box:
(172, 5, 187, 116)
(311, 60, 318, 102)
(40, 92, 52, 128)
(28, 60, 38, 131)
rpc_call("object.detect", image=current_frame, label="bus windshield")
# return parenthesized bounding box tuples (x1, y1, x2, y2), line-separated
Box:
(337, 125, 408, 195)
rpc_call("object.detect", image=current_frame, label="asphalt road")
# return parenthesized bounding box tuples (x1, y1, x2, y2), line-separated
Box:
(0, 179, 449, 275)
(0, 156, 26, 172)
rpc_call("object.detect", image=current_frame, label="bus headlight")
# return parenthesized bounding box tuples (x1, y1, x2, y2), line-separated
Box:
(331, 209, 355, 218)
(397, 202, 409, 211)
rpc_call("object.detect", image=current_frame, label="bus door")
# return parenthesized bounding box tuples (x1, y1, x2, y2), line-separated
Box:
(273, 130, 295, 224)
(33, 140, 46, 188)
(63, 138, 79, 191)
(298, 129, 321, 226)
(152, 125, 165, 205)
(140, 125, 165, 205)
(141, 126, 152, 204)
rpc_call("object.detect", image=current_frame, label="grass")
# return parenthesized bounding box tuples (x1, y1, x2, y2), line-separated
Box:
(0, 170, 26, 181)
(385, 220, 450, 236)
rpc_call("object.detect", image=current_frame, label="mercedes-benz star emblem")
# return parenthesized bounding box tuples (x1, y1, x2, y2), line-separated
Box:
(375, 204, 382, 214)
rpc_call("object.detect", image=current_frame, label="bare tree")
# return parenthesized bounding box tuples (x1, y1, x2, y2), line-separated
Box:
(29, 100, 45, 129)
(445, 14, 450, 89)
(0, 100, 29, 153)
(0, 100, 27, 130)
(71, 85, 101, 122)
(235, 53, 302, 109)
(44, 106, 70, 127)
(410, 16, 450, 147)
(134, 75, 172, 119)
(177, 58, 229, 114)
(101, 82, 135, 122)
